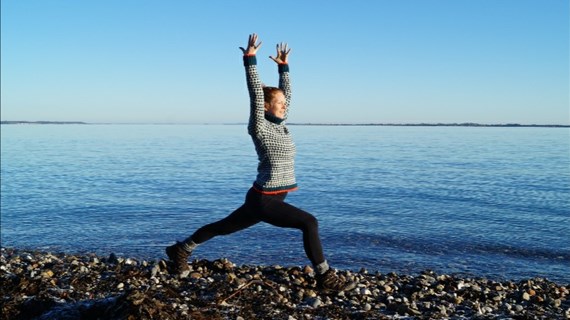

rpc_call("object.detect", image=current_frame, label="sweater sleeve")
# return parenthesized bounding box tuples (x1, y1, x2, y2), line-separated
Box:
(244, 55, 265, 136)
(278, 64, 291, 120)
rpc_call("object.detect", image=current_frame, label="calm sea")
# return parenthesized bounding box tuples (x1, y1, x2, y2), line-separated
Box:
(1, 124, 569, 283)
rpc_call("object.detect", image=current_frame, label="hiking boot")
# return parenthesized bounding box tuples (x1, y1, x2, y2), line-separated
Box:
(165, 242, 191, 276)
(316, 269, 357, 291)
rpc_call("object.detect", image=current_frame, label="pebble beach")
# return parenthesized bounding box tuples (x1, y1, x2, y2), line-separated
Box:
(1, 247, 568, 319)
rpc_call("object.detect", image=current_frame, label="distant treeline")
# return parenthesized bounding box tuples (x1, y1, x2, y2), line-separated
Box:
(289, 123, 570, 128)
(1, 121, 87, 125)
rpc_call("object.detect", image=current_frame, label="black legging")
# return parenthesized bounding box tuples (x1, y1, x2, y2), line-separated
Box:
(190, 188, 325, 265)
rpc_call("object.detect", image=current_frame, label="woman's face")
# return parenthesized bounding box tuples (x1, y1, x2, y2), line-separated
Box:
(265, 91, 287, 119)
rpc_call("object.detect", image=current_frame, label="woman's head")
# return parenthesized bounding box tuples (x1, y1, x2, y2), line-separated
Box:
(263, 86, 287, 119)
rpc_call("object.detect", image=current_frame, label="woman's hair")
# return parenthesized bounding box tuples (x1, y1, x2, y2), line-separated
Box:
(262, 86, 283, 103)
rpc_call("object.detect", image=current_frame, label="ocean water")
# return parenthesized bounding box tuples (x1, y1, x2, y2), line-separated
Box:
(1, 124, 569, 283)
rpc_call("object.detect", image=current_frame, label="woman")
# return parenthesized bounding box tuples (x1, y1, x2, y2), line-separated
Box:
(166, 34, 354, 291)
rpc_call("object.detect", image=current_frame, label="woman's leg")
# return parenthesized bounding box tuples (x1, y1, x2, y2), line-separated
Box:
(189, 203, 259, 244)
(256, 194, 326, 266)
(167, 193, 259, 274)
(257, 195, 356, 291)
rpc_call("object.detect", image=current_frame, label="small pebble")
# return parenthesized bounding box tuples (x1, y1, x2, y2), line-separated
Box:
(522, 292, 531, 301)
(310, 298, 322, 308)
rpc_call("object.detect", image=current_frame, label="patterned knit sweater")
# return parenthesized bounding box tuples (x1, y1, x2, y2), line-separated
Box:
(243, 55, 297, 194)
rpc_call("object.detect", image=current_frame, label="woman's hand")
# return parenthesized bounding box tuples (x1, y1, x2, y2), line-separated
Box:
(270, 42, 291, 64)
(240, 33, 262, 56)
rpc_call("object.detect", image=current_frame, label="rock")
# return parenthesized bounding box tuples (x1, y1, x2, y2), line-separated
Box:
(310, 297, 322, 308)
(522, 292, 531, 301)
(303, 265, 313, 275)
(107, 253, 119, 264)
(360, 288, 371, 295)
(438, 305, 447, 315)
(41, 270, 54, 278)
(150, 264, 160, 278)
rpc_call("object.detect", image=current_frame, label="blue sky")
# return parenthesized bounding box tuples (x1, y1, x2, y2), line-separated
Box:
(1, 0, 568, 124)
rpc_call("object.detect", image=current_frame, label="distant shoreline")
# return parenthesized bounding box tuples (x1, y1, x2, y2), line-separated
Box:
(1, 121, 88, 125)
(1, 120, 569, 128)
(289, 123, 570, 128)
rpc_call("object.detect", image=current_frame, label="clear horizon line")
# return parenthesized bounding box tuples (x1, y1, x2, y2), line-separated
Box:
(2, 120, 569, 127)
